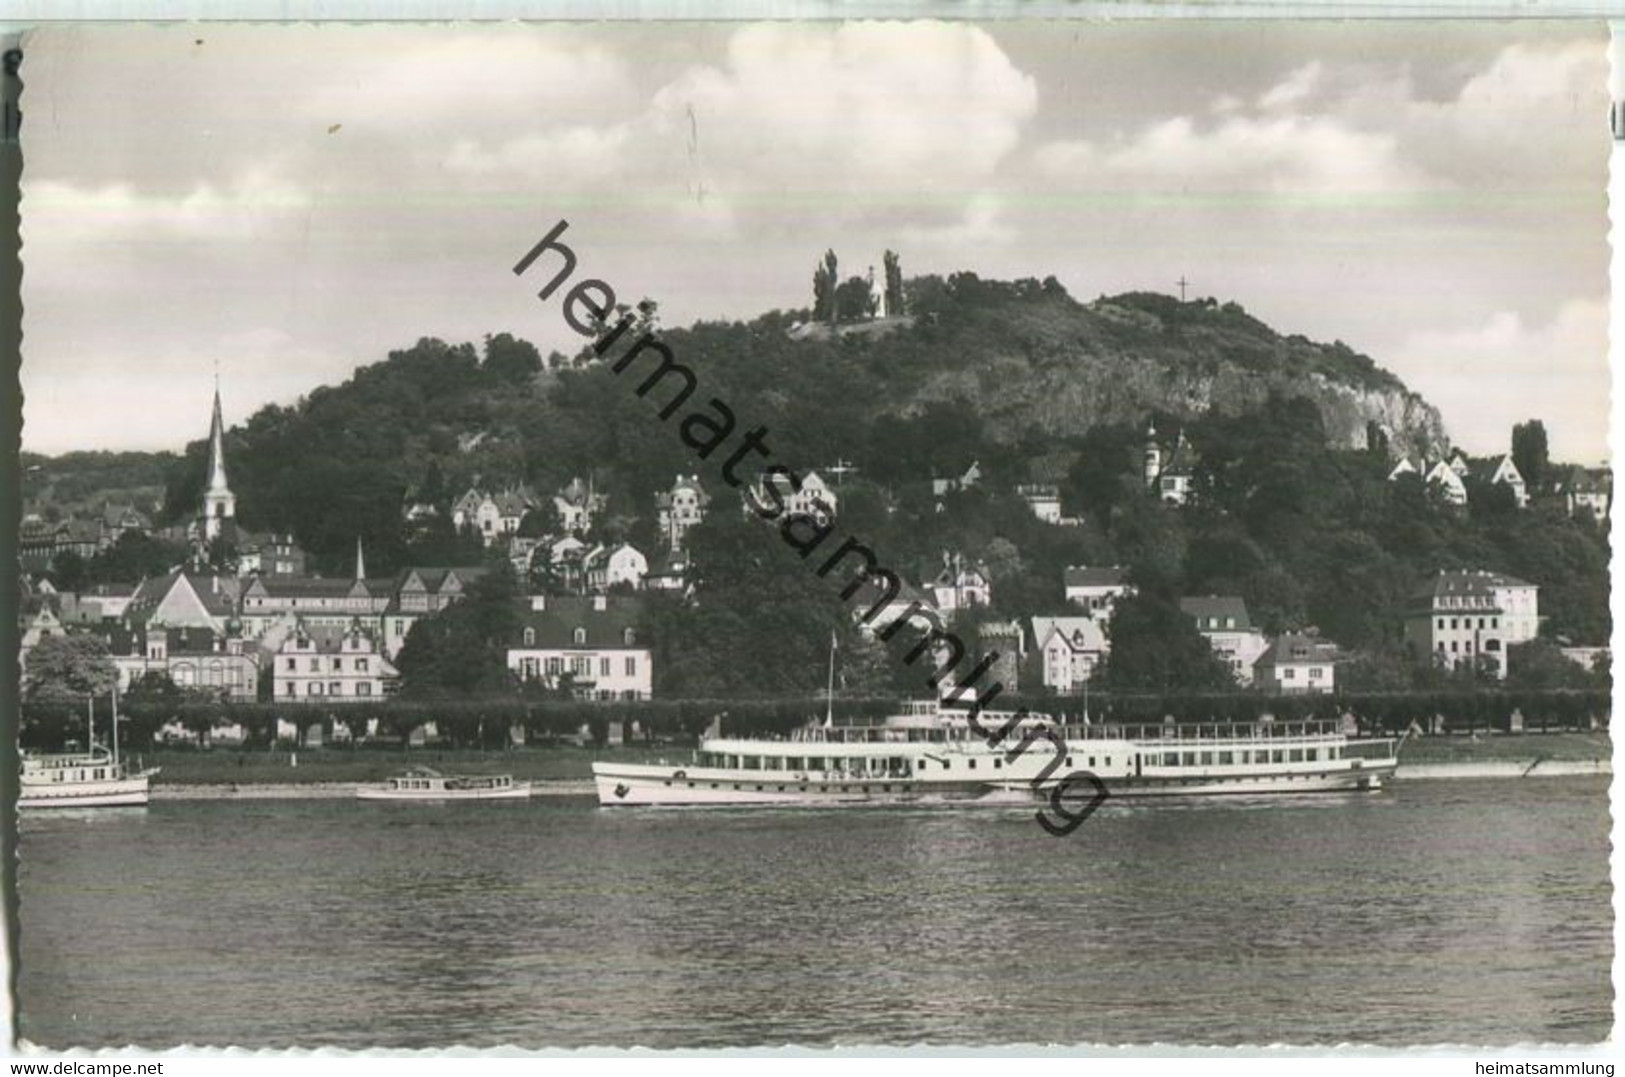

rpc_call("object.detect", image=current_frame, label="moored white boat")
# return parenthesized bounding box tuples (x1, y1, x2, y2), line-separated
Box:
(21, 689, 156, 809)
(21, 746, 158, 809)
(593, 699, 1400, 807)
(356, 766, 532, 801)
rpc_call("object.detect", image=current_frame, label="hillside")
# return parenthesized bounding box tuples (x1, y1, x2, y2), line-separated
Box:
(882, 278, 1445, 456)
(23, 274, 1613, 678)
(20, 450, 174, 522)
(140, 279, 1445, 566)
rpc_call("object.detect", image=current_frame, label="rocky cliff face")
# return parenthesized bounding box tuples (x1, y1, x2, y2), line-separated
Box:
(897, 285, 1450, 458)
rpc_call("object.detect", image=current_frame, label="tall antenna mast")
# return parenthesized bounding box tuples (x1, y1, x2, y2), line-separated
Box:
(823, 630, 837, 730)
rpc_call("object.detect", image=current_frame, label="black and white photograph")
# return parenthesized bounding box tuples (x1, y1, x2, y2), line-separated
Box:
(6, 15, 1615, 1057)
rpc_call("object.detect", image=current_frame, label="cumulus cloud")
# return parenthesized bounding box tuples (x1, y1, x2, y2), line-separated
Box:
(1033, 38, 1605, 199)
(1035, 113, 1421, 195)
(445, 126, 634, 184)
(426, 22, 1040, 239)
(299, 31, 639, 133)
(1388, 298, 1608, 461)
(21, 172, 311, 244)
(1258, 61, 1323, 111)
(899, 195, 1015, 250)
(645, 22, 1037, 197)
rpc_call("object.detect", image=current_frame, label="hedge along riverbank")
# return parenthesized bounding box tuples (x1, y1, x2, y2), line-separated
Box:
(18, 696, 903, 750)
(20, 688, 1607, 751)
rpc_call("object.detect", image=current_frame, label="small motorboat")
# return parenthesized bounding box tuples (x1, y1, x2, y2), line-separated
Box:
(356, 765, 531, 801)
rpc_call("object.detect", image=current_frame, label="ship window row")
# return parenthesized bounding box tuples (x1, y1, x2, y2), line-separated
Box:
(695, 753, 913, 776)
(666, 781, 903, 794)
(1153, 747, 1333, 766)
(53, 769, 106, 781)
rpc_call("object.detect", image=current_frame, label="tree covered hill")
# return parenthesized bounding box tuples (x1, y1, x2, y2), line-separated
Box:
(71, 272, 1598, 664)
(151, 274, 1441, 561)
(21, 449, 176, 520)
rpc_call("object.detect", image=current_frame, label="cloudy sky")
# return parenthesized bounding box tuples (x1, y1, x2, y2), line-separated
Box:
(18, 20, 1610, 462)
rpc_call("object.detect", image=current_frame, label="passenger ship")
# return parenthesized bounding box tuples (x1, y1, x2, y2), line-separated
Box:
(592, 699, 1400, 807)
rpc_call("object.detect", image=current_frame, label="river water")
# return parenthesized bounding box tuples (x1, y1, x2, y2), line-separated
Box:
(17, 778, 1613, 1049)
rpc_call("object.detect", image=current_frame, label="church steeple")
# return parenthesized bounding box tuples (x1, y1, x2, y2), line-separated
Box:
(354, 536, 366, 581)
(206, 380, 230, 494)
(200, 376, 236, 542)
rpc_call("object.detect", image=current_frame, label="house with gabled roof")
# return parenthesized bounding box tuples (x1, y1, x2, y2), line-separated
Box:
(1387, 457, 1419, 482)
(846, 573, 943, 639)
(126, 569, 240, 634)
(236, 531, 308, 577)
(1390, 454, 1469, 506)
(930, 554, 991, 614)
(1180, 595, 1269, 687)
(931, 460, 981, 499)
(744, 469, 838, 524)
(1552, 465, 1611, 522)
(588, 543, 648, 591)
(452, 485, 541, 546)
(272, 619, 396, 704)
(1030, 615, 1107, 695)
(507, 594, 651, 700)
(1423, 459, 1468, 506)
(1063, 564, 1132, 621)
(1254, 633, 1338, 694)
(98, 502, 153, 548)
(380, 565, 489, 656)
(1143, 422, 1197, 506)
(1471, 454, 1528, 508)
(554, 476, 609, 534)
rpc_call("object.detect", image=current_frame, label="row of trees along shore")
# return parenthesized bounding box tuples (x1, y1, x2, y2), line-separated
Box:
(19, 690, 1608, 752)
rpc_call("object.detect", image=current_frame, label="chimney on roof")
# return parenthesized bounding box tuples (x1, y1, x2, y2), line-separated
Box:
(593, 594, 608, 611)
(530, 595, 547, 611)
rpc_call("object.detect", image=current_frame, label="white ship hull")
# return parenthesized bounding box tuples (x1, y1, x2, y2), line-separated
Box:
(593, 762, 1388, 806)
(20, 773, 153, 809)
(593, 700, 1398, 808)
(357, 783, 532, 802)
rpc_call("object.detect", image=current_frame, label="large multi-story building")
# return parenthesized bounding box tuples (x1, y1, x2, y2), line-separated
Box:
(107, 625, 260, 702)
(506, 594, 652, 700)
(272, 622, 397, 703)
(1402, 569, 1540, 680)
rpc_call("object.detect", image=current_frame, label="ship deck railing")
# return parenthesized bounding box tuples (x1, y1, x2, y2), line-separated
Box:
(783, 719, 1369, 745)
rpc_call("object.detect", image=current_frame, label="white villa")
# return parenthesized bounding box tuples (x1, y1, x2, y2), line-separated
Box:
(1031, 615, 1107, 694)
